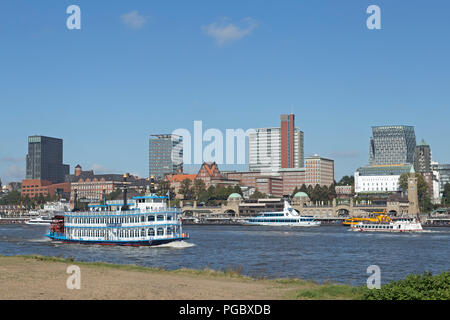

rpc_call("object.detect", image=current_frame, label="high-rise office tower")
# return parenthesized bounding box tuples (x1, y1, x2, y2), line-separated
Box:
(369, 125, 416, 165)
(281, 114, 295, 169)
(249, 114, 304, 172)
(414, 139, 432, 173)
(149, 134, 183, 180)
(25, 136, 70, 183)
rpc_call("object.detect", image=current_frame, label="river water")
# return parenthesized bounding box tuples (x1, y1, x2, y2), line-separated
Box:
(0, 224, 449, 286)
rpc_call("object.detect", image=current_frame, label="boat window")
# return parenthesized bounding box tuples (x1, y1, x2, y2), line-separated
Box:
(141, 229, 145, 237)
(157, 228, 164, 236)
(167, 215, 172, 221)
(148, 228, 155, 236)
(167, 227, 173, 235)
(157, 215, 164, 221)
(140, 216, 145, 222)
(148, 215, 155, 222)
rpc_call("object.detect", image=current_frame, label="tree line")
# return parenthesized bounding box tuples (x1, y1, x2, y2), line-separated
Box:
(156, 179, 243, 206)
(291, 184, 337, 203)
(0, 191, 59, 209)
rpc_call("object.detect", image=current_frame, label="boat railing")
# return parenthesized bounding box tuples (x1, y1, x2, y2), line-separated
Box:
(70, 208, 182, 216)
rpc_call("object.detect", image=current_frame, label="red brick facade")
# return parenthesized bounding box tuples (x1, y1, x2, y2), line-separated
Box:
(21, 179, 71, 199)
(281, 114, 295, 169)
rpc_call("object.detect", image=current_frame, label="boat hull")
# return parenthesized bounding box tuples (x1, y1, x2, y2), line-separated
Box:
(26, 222, 51, 226)
(350, 223, 423, 233)
(351, 228, 423, 233)
(47, 234, 189, 246)
(244, 221, 321, 227)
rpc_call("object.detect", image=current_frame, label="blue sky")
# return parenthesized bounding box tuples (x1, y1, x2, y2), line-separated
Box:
(1, 0, 449, 183)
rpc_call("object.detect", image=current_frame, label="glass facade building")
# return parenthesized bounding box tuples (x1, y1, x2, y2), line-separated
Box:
(149, 134, 183, 181)
(431, 163, 450, 197)
(369, 125, 416, 165)
(25, 136, 70, 183)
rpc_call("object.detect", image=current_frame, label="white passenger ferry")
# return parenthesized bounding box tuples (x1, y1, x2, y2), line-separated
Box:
(245, 201, 321, 227)
(351, 217, 423, 232)
(46, 194, 189, 246)
(26, 216, 53, 226)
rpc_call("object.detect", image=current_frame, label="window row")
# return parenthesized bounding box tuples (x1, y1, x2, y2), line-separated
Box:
(70, 226, 178, 238)
(67, 215, 173, 224)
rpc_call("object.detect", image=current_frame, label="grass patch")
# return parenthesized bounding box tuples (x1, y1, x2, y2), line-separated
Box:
(295, 284, 363, 300)
(14, 255, 254, 280)
(18, 255, 167, 273)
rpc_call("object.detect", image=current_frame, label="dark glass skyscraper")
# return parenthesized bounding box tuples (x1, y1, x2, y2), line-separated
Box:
(369, 126, 416, 165)
(149, 134, 183, 180)
(26, 136, 69, 183)
(414, 139, 432, 173)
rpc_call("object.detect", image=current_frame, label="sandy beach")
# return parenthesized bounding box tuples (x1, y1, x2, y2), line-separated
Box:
(0, 255, 359, 300)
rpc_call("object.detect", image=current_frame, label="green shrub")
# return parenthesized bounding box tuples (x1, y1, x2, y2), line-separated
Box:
(362, 271, 450, 300)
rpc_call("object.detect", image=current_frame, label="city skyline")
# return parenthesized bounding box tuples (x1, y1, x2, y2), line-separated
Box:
(0, 121, 440, 185)
(1, 1, 450, 182)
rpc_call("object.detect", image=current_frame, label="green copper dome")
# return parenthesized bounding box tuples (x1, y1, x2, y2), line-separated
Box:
(228, 193, 243, 200)
(293, 192, 309, 198)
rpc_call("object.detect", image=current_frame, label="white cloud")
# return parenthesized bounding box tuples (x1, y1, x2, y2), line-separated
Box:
(1, 165, 25, 183)
(202, 17, 258, 46)
(90, 164, 112, 174)
(121, 10, 148, 29)
(0, 157, 25, 163)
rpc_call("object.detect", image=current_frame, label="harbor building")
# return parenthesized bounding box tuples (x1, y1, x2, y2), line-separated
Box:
(304, 155, 335, 186)
(149, 134, 183, 181)
(223, 157, 333, 197)
(181, 174, 420, 218)
(248, 114, 304, 173)
(369, 126, 416, 166)
(25, 136, 70, 184)
(67, 165, 149, 205)
(431, 162, 450, 199)
(166, 162, 240, 199)
(279, 168, 306, 195)
(165, 174, 197, 199)
(21, 179, 70, 199)
(225, 170, 286, 198)
(354, 164, 414, 194)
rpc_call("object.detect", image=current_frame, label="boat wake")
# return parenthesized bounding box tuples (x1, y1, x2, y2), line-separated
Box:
(29, 238, 52, 243)
(154, 241, 195, 249)
(421, 229, 449, 233)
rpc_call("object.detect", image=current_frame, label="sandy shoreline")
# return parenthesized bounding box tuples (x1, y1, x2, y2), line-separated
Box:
(0, 255, 359, 300)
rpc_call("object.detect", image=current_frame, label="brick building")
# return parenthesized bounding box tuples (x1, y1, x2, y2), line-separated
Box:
(67, 165, 149, 204)
(21, 179, 71, 199)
